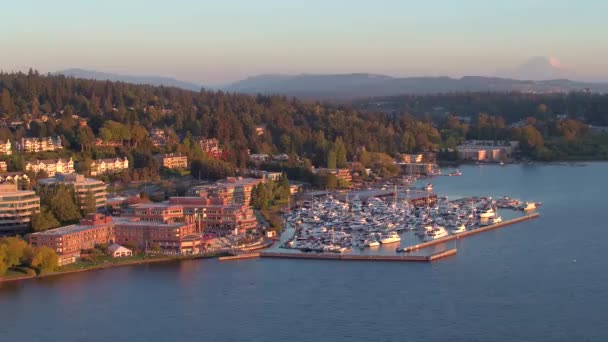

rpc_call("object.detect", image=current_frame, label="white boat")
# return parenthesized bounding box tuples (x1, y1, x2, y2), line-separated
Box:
(423, 183, 433, 191)
(521, 202, 536, 211)
(450, 224, 466, 234)
(424, 227, 448, 241)
(380, 232, 401, 244)
(478, 208, 495, 218)
(492, 216, 503, 224)
(365, 239, 380, 247)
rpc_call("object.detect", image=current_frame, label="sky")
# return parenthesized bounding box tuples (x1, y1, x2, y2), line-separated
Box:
(1, 0, 608, 85)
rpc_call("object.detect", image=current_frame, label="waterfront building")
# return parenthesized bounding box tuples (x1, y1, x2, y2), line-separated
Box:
(113, 216, 202, 254)
(456, 140, 519, 162)
(29, 214, 114, 265)
(0, 139, 12, 156)
(401, 154, 424, 163)
(16, 136, 62, 153)
(0, 183, 40, 236)
(25, 158, 74, 177)
(0, 161, 6, 172)
(159, 153, 188, 169)
(38, 173, 107, 208)
(90, 157, 129, 176)
(168, 196, 257, 234)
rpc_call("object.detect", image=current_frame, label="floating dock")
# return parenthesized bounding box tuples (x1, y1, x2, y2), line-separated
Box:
(260, 248, 457, 262)
(402, 212, 540, 252)
(218, 253, 260, 261)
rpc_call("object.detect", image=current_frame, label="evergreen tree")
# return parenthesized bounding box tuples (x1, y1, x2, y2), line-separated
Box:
(31, 207, 61, 232)
(50, 186, 81, 224)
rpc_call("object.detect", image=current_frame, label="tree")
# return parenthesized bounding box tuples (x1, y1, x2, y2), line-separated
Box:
(81, 192, 97, 216)
(0, 244, 8, 275)
(326, 149, 337, 169)
(50, 186, 81, 224)
(334, 137, 347, 168)
(26, 246, 58, 274)
(31, 207, 61, 232)
(0, 237, 28, 267)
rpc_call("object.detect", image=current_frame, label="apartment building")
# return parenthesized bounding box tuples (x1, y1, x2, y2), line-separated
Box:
(160, 153, 188, 169)
(0, 139, 12, 156)
(25, 158, 74, 177)
(38, 173, 107, 208)
(90, 157, 129, 176)
(16, 136, 62, 153)
(0, 183, 40, 236)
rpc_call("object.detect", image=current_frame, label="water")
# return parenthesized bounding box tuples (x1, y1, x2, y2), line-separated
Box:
(2, 163, 608, 341)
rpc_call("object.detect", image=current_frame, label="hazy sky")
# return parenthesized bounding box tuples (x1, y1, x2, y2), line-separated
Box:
(1, 0, 607, 85)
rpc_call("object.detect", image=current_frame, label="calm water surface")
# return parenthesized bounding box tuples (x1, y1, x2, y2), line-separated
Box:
(1, 163, 607, 342)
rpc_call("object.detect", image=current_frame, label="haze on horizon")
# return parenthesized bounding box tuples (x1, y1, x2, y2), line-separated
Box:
(1, 0, 607, 86)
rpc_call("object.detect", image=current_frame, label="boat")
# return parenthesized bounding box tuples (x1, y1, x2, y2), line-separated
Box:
(424, 227, 448, 241)
(379, 232, 401, 244)
(492, 216, 503, 224)
(499, 161, 505, 166)
(478, 208, 495, 218)
(364, 239, 380, 247)
(450, 223, 466, 234)
(520, 202, 536, 211)
(423, 183, 433, 191)
(448, 169, 462, 177)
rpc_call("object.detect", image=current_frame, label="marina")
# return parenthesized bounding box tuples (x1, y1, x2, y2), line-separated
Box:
(277, 182, 541, 261)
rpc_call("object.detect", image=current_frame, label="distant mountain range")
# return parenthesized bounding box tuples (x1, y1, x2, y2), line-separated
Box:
(56, 68, 203, 91)
(224, 74, 608, 99)
(56, 57, 608, 100)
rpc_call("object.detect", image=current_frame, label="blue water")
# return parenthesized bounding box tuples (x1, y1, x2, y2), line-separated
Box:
(1, 163, 607, 341)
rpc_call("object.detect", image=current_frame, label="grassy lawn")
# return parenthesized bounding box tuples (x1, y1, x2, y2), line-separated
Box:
(0, 268, 36, 279)
(56, 254, 165, 272)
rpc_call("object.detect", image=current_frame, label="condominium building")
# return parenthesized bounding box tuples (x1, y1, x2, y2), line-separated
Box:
(159, 153, 188, 169)
(187, 177, 264, 205)
(38, 173, 107, 208)
(25, 158, 74, 177)
(16, 136, 62, 153)
(168, 196, 257, 234)
(90, 157, 129, 176)
(0, 183, 40, 236)
(29, 214, 114, 265)
(0, 140, 12, 156)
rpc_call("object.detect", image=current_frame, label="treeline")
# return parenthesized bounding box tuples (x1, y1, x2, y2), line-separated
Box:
(1, 70, 607, 170)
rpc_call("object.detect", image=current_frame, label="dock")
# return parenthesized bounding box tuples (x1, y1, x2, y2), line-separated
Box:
(218, 253, 260, 261)
(260, 248, 457, 262)
(402, 212, 540, 252)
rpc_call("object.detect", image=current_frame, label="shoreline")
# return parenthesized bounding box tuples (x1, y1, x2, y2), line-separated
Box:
(0, 252, 228, 284)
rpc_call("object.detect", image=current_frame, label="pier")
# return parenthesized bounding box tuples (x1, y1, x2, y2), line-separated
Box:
(402, 212, 540, 252)
(218, 253, 261, 261)
(260, 248, 457, 262)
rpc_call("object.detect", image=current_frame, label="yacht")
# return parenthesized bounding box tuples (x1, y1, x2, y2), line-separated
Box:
(424, 227, 448, 241)
(478, 208, 495, 218)
(365, 239, 380, 247)
(520, 202, 536, 211)
(423, 183, 433, 191)
(450, 223, 466, 234)
(492, 216, 503, 224)
(380, 232, 401, 244)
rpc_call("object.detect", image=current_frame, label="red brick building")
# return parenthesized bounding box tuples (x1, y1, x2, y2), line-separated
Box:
(29, 214, 114, 265)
